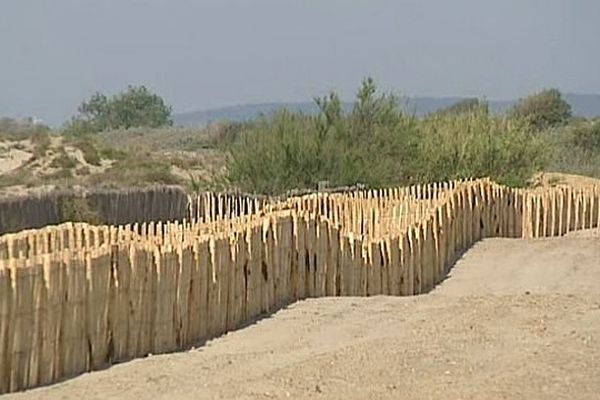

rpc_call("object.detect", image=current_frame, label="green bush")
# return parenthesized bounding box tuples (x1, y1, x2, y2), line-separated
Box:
(73, 140, 102, 166)
(64, 85, 173, 135)
(50, 151, 78, 169)
(417, 108, 548, 186)
(569, 119, 600, 152)
(545, 121, 600, 178)
(510, 88, 572, 131)
(228, 79, 420, 194)
(226, 79, 548, 194)
(206, 121, 248, 149)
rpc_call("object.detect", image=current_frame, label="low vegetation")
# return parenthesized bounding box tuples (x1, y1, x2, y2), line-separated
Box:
(545, 119, 600, 178)
(0, 81, 599, 195)
(510, 88, 572, 131)
(226, 79, 553, 194)
(0, 117, 50, 140)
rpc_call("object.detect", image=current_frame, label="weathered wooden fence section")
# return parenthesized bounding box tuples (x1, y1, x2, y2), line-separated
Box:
(0, 179, 598, 393)
(0, 186, 190, 236)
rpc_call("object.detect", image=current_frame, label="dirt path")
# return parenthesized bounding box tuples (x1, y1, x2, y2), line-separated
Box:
(7, 233, 600, 400)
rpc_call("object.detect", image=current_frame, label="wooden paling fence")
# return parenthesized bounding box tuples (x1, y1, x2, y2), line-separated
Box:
(0, 186, 190, 236)
(0, 179, 599, 393)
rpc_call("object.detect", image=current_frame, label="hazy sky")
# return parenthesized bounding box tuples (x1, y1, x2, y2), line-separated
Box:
(1, 0, 599, 126)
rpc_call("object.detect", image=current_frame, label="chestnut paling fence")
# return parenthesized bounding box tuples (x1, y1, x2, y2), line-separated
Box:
(0, 186, 192, 236)
(0, 178, 599, 393)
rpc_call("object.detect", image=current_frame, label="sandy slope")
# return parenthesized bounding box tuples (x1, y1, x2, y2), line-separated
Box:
(0, 141, 32, 175)
(531, 172, 600, 188)
(7, 232, 600, 400)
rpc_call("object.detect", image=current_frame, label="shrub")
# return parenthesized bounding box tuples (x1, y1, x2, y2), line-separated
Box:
(227, 79, 420, 194)
(206, 121, 248, 149)
(88, 157, 180, 187)
(0, 117, 50, 140)
(50, 151, 78, 169)
(98, 146, 128, 161)
(76, 166, 91, 176)
(64, 85, 173, 134)
(226, 79, 549, 193)
(417, 108, 548, 186)
(545, 120, 600, 179)
(30, 130, 51, 159)
(510, 88, 572, 130)
(44, 168, 73, 181)
(73, 140, 102, 166)
(0, 169, 30, 188)
(569, 119, 600, 152)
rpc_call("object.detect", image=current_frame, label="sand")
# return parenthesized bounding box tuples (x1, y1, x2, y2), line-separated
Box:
(0, 141, 32, 175)
(531, 172, 600, 188)
(6, 232, 600, 400)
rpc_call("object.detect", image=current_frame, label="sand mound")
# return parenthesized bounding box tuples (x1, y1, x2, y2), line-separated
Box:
(531, 171, 600, 188)
(0, 140, 32, 174)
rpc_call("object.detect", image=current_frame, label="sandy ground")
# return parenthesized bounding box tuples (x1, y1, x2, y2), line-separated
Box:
(0, 141, 32, 175)
(531, 172, 600, 188)
(6, 232, 600, 400)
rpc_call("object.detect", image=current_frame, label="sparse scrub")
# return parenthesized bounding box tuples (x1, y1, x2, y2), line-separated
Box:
(97, 146, 127, 161)
(44, 168, 73, 181)
(76, 166, 91, 176)
(50, 151, 77, 169)
(91, 126, 214, 153)
(569, 119, 600, 152)
(0, 117, 51, 141)
(546, 120, 600, 178)
(0, 169, 31, 188)
(204, 121, 248, 149)
(30, 130, 51, 159)
(88, 156, 180, 187)
(72, 139, 102, 166)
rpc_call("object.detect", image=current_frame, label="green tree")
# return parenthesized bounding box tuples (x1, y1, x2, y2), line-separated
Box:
(227, 78, 420, 194)
(511, 88, 572, 130)
(66, 85, 173, 134)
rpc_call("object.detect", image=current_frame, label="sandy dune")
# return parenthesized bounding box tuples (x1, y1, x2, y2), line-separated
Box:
(531, 172, 600, 188)
(6, 232, 600, 400)
(0, 141, 32, 175)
